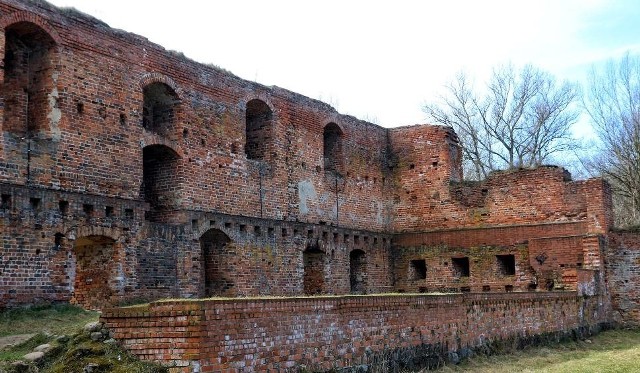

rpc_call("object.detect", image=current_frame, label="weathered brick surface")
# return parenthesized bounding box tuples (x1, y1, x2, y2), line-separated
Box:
(606, 232, 640, 326)
(102, 293, 607, 372)
(0, 0, 626, 336)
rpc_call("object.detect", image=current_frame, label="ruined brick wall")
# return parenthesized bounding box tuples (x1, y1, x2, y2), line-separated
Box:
(606, 231, 640, 326)
(0, 0, 616, 312)
(0, 0, 395, 308)
(393, 223, 608, 295)
(102, 293, 607, 372)
(388, 128, 611, 233)
(0, 0, 392, 231)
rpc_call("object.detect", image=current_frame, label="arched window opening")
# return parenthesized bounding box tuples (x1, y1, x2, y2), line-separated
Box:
(2, 22, 57, 136)
(303, 246, 325, 295)
(142, 144, 180, 222)
(142, 82, 179, 137)
(200, 229, 233, 297)
(71, 235, 116, 310)
(349, 249, 367, 294)
(323, 123, 343, 173)
(245, 99, 273, 161)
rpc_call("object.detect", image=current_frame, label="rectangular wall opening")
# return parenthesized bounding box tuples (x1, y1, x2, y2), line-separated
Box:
(496, 254, 516, 276)
(409, 259, 427, 280)
(452, 257, 470, 277)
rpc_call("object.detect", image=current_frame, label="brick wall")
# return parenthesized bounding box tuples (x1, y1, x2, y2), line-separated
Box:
(607, 231, 640, 326)
(102, 292, 607, 372)
(0, 0, 616, 315)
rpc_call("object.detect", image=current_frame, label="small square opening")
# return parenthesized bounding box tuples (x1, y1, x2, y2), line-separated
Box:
(124, 208, 134, 220)
(410, 259, 427, 280)
(452, 257, 470, 277)
(105, 206, 114, 218)
(496, 254, 516, 276)
(83, 204, 94, 216)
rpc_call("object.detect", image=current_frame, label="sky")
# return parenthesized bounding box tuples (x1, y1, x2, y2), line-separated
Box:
(45, 0, 640, 135)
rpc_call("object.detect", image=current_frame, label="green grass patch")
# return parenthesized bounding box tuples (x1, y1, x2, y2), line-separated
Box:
(436, 328, 640, 372)
(0, 303, 98, 337)
(0, 333, 50, 362)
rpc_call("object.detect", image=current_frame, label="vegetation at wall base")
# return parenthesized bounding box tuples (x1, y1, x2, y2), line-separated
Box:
(0, 304, 166, 372)
(436, 328, 640, 372)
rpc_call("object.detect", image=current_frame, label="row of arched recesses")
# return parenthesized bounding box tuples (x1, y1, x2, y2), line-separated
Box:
(303, 246, 366, 295)
(198, 228, 366, 297)
(2, 21, 57, 136)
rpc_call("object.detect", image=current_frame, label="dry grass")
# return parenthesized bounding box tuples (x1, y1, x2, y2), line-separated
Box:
(436, 328, 640, 372)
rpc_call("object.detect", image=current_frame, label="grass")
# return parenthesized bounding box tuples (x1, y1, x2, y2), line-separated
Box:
(0, 333, 50, 362)
(437, 328, 640, 372)
(0, 304, 166, 372)
(0, 303, 99, 337)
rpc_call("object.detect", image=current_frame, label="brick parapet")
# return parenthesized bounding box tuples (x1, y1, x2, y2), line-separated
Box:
(102, 292, 606, 371)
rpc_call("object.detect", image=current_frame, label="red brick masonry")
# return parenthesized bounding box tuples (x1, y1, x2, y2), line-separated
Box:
(102, 292, 607, 372)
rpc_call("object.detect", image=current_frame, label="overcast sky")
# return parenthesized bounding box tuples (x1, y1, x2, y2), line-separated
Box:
(46, 0, 640, 134)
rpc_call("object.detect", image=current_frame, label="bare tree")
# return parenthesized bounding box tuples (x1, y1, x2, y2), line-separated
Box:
(424, 64, 580, 180)
(585, 53, 640, 227)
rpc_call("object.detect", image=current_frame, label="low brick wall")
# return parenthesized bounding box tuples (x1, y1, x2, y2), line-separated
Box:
(102, 292, 606, 372)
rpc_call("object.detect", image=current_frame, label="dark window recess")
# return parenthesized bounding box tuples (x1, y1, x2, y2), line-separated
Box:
(245, 99, 273, 161)
(418, 286, 428, 293)
(254, 226, 261, 235)
(410, 259, 427, 280)
(59, 200, 69, 214)
(76, 102, 84, 114)
(119, 113, 127, 126)
(30, 198, 41, 210)
(482, 285, 491, 292)
(105, 206, 114, 217)
(54, 232, 64, 248)
(83, 204, 94, 216)
(323, 122, 343, 172)
(452, 257, 470, 277)
(124, 208, 134, 219)
(1, 194, 11, 209)
(268, 227, 274, 237)
(505, 285, 514, 292)
(281, 228, 288, 237)
(460, 286, 471, 293)
(191, 219, 198, 229)
(496, 254, 516, 276)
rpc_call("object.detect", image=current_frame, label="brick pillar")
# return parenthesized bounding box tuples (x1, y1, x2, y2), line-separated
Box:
(584, 178, 613, 234)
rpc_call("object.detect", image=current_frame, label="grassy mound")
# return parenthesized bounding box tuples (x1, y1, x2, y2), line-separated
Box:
(0, 304, 166, 372)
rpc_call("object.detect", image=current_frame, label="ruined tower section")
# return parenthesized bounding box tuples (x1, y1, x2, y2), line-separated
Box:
(388, 124, 462, 232)
(388, 125, 611, 297)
